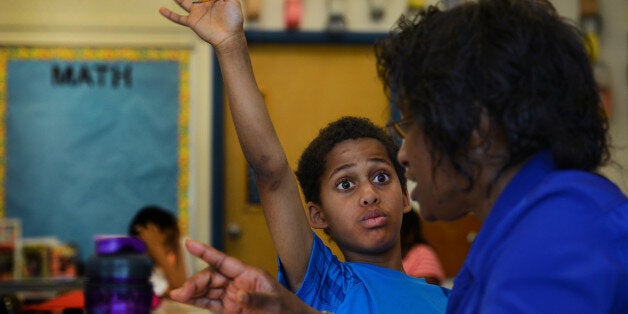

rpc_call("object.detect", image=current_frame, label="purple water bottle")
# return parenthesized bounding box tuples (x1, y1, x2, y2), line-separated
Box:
(84, 236, 153, 314)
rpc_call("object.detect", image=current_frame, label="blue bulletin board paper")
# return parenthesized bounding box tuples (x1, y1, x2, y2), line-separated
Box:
(0, 48, 190, 261)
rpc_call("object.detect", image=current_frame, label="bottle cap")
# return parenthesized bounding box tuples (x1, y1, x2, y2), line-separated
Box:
(94, 235, 146, 255)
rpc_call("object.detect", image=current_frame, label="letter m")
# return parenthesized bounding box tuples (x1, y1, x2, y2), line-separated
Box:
(51, 64, 76, 85)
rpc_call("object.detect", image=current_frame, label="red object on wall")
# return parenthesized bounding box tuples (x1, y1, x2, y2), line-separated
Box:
(284, 0, 303, 30)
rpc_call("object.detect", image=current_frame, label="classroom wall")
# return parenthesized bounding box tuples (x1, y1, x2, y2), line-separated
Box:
(0, 0, 626, 266)
(243, 0, 577, 31)
(0, 0, 213, 269)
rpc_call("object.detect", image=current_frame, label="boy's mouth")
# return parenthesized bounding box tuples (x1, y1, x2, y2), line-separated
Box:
(361, 209, 387, 228)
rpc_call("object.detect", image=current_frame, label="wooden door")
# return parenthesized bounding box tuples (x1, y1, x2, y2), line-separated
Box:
(222, 43, 390, 276)
(221, 41, 481, 279)
(422, 215, 482, 278)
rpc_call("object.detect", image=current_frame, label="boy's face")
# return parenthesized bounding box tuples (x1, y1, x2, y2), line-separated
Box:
(314, 138, 410, 257)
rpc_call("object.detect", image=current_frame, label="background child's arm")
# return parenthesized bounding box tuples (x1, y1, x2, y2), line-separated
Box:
(135, 223, 188, 293)
(160, 0, 313, 291)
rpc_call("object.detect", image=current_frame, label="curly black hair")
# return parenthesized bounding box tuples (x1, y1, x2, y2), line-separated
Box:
(295, 116, 406, 205)
(375, 0, 609, 190)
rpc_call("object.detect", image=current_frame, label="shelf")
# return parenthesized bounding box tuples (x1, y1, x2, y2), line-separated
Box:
(0, 278, 83, 294)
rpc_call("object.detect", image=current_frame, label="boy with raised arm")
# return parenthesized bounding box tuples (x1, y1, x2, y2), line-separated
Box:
(160, 1, 448, 313)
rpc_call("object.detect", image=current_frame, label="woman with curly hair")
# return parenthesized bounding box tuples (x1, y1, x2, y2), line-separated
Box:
(159, 0, 627, 313)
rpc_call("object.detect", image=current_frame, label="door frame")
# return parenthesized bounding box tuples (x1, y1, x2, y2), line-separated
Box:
(210, 30, 388, 249)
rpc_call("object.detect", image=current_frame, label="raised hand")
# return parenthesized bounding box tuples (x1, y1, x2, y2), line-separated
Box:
(159, 0, 244, 49)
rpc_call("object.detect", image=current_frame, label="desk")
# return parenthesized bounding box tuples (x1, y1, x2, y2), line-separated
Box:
(0, 279, 211, 313)
(153, 300, 213, 314)
(0, 278, 84, 294)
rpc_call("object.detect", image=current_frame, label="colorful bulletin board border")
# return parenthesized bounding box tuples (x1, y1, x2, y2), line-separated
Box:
(0, 47, 191, 234)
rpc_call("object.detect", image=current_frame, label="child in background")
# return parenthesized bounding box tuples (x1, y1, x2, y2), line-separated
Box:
(129, 205, 188, 297)
(400, 209, 445, 285)
(159, 0, 448, 313)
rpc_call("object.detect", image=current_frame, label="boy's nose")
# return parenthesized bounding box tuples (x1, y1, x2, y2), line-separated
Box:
(362, 197, 379, 205)
(360, 186, 380, 205)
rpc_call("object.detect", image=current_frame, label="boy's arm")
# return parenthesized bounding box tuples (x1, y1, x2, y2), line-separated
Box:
(160, 0, 313, 291)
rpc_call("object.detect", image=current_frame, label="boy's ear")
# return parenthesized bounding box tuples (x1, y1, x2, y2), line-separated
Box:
(402, 186, 412, 213)
(307, 202, 328, 229)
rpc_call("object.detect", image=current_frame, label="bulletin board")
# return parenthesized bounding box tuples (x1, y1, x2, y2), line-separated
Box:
(0, 47, 190, 260)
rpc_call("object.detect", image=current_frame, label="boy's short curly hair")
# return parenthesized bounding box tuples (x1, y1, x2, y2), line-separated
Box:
(295, 116, 406, 205)
(375, 0, 609, 189)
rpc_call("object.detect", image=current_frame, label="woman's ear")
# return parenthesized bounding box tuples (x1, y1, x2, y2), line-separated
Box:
(469, 108, 491, 151)
(307, 202, 328, 229)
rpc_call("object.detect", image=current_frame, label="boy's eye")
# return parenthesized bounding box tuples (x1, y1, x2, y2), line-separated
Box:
(336, 180, 355, 191)
(373, 172, 391, 183)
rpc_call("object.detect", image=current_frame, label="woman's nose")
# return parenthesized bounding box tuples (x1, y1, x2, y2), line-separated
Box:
(397, 139, 409, 167)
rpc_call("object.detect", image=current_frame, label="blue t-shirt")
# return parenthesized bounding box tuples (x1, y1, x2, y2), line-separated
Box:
(447, 151, 628, 313)
(278, 234, 449, 313)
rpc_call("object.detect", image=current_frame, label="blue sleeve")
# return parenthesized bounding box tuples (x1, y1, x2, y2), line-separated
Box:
(277, 233, 348, 311)
(480, 185, 628, 313)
